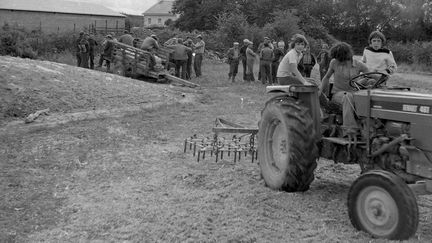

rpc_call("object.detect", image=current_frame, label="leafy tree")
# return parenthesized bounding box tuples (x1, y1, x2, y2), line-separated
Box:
(172, 0, 235, 31)
(262, 10, 302, 42)
(214, 11, 249, 48)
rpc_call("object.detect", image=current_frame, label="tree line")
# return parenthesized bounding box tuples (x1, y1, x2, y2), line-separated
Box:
(171, 0, 432, 53)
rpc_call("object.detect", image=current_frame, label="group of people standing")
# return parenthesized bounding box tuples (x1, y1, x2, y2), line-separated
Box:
(74, 30, 205, 80)
(163, 35, 205, 80)
(226, 36, 324, 84)
(75, 31, 98, 69)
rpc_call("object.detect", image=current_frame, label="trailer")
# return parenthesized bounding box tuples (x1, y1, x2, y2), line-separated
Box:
(109, 41, 199, 88)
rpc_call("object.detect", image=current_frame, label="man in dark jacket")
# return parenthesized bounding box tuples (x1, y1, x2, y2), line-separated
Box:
(78, 33, 90, 69)
(100, 35, 113, 72)
(239, 39, 249, 81)
(75, 31, 84, 67)
(298, 46, 316, 78)
(167, 38, 191, 79)
(118, 30, 134, 46)
(317, 43, 331, 80)
(184, 37, 194, 80)
(141, 34, 159, 70)
(271, 41, 285, 84)
(259, 43, 274, 84)
(227, 42, 240, 82)
(86, 33, 98, 69)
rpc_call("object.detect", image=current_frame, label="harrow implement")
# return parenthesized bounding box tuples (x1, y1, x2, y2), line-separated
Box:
(184, 118, 258, 163)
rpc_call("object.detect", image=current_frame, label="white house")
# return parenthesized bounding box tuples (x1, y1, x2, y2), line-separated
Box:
(143, 0, 178, 27)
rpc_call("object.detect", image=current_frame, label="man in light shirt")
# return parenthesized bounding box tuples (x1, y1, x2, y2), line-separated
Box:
(193, 35, 205, 77)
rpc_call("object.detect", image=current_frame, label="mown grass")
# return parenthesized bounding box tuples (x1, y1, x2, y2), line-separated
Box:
(1, 57, 432, 242)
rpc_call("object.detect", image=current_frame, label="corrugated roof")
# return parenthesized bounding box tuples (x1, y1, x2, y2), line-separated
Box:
(0, 0, 125, 17)
(143, 0, 175, 15)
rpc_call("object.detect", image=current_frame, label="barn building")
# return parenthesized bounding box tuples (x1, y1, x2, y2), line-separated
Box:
(143, 0, 177, 28)
(0, 0, 125, 34)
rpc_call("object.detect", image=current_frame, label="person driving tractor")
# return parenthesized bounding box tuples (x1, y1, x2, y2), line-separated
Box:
(319, 42, 369, 137)
(362, 31, 397, 76)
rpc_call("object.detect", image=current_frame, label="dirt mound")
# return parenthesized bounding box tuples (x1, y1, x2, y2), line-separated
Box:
(0, 56, 189, 124)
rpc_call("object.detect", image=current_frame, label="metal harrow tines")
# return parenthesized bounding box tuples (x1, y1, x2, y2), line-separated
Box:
(183, 118, 259, 163)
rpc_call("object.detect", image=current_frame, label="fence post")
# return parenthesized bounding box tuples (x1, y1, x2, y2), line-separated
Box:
(74, 23, 76, 32)
(105, 20, 108, 34)
(116, 20, 118, 34)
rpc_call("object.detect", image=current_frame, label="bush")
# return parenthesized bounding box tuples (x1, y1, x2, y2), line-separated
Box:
(0, 24, 107, 62)
(389, 41, 432, 66)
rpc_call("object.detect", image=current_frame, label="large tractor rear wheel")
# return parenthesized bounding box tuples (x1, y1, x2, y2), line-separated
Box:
(348, 170, 418, 240)
(258, 96, 318, 192)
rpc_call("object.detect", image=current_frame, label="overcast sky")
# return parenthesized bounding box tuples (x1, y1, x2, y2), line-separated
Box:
(73, 0, 159, 15)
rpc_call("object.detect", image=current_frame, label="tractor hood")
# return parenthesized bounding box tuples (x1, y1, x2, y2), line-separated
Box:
(354, 89, 432, 121)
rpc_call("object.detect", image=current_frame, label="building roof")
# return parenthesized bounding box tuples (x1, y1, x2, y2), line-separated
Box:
(143, 0, 175, 16)
(0, 0, 125, 17)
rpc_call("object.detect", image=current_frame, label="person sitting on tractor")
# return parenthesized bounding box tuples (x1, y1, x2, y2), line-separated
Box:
(276, 34, 311, 85)
(361, 31, 397, 80)
(319, 42, 369, 137)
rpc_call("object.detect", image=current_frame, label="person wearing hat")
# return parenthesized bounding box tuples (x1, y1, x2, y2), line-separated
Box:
(193, 35, 205, 77)
(141, 34, 160, 70)
(98, 34, 114, 72)
(226, 41, 241, 82)
(239, 39, 249, 81)
(74, 31, 85, 67)
(245, 40, 257, 81)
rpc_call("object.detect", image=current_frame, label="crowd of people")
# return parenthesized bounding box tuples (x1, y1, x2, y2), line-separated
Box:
(225, 30, 396, 86)
(225, 31, 397, 138)
(74, 30, 206, 80)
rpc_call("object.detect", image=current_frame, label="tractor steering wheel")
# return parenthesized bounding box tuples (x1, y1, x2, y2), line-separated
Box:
(349, 71, 389, 90)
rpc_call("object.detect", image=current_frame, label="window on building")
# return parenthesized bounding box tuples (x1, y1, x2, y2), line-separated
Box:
(158, 18, 162, 24)
(148, 18, 151, 25)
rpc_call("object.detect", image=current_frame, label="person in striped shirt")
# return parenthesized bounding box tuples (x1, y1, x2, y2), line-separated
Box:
(361, 31, 397, 75)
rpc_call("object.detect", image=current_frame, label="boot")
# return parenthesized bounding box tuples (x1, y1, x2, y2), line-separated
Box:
(231, 76, 236, 82)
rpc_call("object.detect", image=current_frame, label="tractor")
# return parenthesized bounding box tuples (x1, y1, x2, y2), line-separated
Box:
(258, 72, 432, 240)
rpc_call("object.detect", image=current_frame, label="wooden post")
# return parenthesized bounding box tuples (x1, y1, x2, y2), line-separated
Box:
(74, 23, 76, 32)
(105, 19, 108, 34)
(94, 20, 97, 33)
(116, 20, 118, 34)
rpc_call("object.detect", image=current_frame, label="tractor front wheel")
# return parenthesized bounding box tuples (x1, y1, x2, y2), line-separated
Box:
(348, 170, 418, 240)
(258, 96, 318, 192)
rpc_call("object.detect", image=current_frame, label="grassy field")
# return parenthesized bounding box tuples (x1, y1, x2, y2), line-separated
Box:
(1, 55, 432, 242)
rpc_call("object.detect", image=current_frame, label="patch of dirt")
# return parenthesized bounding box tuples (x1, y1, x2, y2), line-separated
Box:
(0, 56, 198, 125)
(2, 57, 432, 242)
